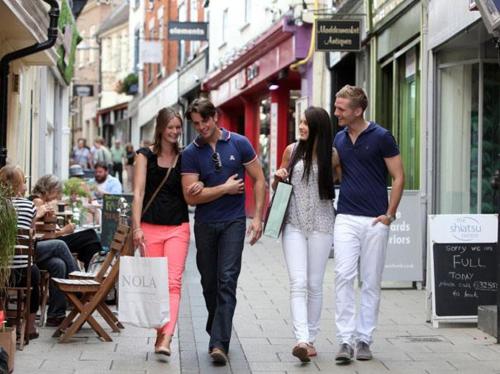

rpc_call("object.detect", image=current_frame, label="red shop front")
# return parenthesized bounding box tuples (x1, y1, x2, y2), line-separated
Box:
(202, 20, 310, 217)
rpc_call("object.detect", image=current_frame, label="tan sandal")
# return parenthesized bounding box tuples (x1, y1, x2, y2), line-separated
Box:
(307, 343, 317, 357)
(155, 333, 172, 356)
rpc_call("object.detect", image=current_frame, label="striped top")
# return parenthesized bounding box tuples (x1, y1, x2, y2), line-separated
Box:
(11, 197, 36, 230)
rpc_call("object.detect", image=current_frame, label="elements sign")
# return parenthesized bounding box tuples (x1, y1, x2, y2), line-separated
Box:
(315, 20, 361, 52)
(168, 21, 208, 41)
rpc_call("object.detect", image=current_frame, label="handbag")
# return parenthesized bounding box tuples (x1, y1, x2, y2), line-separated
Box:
(263, 181, 293, 238)
(118, 253, 170, 328)
(263, 144, 297, 239)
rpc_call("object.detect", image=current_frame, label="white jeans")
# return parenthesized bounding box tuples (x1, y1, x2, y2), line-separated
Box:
(282, 224, 333, 344)
(333, 214, 389, 346)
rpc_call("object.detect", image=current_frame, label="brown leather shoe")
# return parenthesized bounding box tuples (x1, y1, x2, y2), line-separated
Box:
(210, 347, 228, 365)
(292, 343, 310, 362)
(154, 333, 172, 356)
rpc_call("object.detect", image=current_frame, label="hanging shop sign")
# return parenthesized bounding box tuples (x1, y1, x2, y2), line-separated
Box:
(315, 19, 361, 52)
(73, 84, 94, 97)
(168, 21, 208, 41)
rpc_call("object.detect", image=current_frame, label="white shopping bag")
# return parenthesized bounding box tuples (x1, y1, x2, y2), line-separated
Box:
(119, 256, 170, 328)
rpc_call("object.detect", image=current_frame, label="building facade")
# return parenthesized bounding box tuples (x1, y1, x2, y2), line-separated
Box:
(97, 1, 132, 146)
(0, 0, 78, 183)
(425, 0, 499, 215)
(72, 0, 115, 147)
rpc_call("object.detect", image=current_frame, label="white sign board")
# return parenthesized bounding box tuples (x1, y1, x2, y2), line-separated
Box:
(140, 41, 163, 64)
(383, 190, 423, 281)
(428, 214, 498, 326)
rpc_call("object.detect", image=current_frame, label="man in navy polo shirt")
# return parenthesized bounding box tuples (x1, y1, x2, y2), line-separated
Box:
(181, 98, 266, 365)
(332, 85, 404, 363)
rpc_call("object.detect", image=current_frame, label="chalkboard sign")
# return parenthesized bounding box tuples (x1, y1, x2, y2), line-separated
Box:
(432, 242, 497, 317)
(101, 194, 133, 249)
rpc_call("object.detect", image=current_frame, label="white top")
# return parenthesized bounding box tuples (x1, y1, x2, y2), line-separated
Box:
(285, 159, 335, 234)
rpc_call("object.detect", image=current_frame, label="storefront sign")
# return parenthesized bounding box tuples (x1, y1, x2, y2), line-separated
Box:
(168, 21, 208, 41)
(383, 190, 423, 282)
(373, 0, 405, 24)
(246, 63, 259, 82)
(315, 20, 361, 52)
(234, 69, 247, 90)
(73, 84, 94, 97)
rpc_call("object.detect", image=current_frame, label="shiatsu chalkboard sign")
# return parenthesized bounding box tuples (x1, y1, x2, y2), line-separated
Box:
(429, 214, 498, 325)
(101, 194, 133, 249)
(432, 242, 497, 317)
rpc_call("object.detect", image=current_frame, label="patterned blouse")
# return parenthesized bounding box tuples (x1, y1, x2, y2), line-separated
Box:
(285, 158, 335, 234)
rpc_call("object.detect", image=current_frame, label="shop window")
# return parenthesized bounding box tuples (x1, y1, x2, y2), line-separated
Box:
(377, 46, 420, 190)
(437, 63, 479, 214)
(259, 99, 270, 186)
(481, 64, 500, 214)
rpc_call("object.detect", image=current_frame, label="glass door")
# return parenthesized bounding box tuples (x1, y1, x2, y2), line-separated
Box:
(482, 63, 500, 213)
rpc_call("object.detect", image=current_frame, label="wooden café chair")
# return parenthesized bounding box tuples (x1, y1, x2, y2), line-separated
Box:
(51, 224, 129, 342)
(4, 228, 35, 350)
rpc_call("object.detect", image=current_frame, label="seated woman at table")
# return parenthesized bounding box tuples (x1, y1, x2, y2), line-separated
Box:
(31, 175, 102, 270)
(0, 165, 78, 329)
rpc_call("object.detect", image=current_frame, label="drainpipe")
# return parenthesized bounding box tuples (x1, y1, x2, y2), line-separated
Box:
(0, 0, 59, 167)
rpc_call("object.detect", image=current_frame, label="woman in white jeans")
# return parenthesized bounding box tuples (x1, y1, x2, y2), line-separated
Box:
(273, 106, 339, 362)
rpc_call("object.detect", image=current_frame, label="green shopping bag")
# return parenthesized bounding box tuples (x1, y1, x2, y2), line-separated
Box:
(263, 181, 293, 238)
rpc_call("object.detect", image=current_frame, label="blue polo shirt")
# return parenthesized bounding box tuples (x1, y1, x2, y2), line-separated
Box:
(181, 128, 257, 223)
(333, 122, 399, 217)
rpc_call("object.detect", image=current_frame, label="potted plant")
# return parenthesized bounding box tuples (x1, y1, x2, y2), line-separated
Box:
(63, 177, 91, 225)
(0, 185, 18, 372)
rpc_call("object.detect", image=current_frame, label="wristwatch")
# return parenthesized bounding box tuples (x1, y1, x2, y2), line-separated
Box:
(385, 214, 396, 223)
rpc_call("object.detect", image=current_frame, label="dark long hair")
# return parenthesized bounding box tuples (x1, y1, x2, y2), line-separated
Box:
(152, 107, 182, 155)
(288, 106, 334, 200)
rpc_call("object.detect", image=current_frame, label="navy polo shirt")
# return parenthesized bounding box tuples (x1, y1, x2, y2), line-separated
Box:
(333, 122, 400, 217)
(181, 128, 257, 223)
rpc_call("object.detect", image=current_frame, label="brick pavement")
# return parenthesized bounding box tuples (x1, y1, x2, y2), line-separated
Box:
(15, 231, 500, 373)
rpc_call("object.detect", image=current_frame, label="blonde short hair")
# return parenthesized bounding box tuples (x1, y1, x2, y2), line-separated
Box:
(335, 85, 368, 111)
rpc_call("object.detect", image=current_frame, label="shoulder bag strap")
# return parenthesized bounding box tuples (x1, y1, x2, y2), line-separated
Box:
(141, 153, 179, 218)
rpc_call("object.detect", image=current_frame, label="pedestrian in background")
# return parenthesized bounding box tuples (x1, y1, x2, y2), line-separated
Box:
(91, 162, 123, 198)
(181, 98, 266, 366)
(124, 143, 135, 193)
(132, 107, 203, 356)
(273, 106, 339, 362)
(71, 138, 91, 169)
(93, 137, 113, 171)
(111, 139, 126, 184)
(332, 85, 404, 363)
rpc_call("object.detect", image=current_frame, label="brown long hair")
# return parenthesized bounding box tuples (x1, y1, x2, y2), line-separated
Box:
(152, 107, 183, 155)
(0, 165, 25, 197)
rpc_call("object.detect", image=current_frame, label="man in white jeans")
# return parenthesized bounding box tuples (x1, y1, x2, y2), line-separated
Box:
(332, 85, 404, 363)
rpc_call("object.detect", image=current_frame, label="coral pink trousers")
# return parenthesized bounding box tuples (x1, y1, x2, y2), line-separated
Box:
(141, 222, 190, 336)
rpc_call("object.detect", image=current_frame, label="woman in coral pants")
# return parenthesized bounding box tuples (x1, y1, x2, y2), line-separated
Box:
(132, 107, 202, 356)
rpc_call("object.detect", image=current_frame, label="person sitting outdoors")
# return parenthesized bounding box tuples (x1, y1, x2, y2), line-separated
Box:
(92, 162, 122, 199)
(0, 165, 78, 329)
(31, 175, 102, 270)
